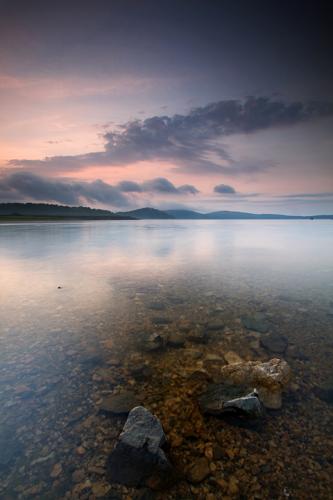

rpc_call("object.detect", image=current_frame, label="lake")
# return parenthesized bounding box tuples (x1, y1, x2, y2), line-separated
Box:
(0, 220, 333, 498)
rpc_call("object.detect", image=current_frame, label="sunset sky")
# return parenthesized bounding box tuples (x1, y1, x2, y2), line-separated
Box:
(1, 0, 333, 214)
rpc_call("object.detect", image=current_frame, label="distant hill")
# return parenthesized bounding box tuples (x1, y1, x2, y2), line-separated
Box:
(0, 203, 332, 221)
(117, 207, 175, 219)
(205, 211, 333, 220)
(166, 209, 205, 219)
(165, 209, 333, 220)
(205, 210, 298, 219)
(0, 203, 134, 220)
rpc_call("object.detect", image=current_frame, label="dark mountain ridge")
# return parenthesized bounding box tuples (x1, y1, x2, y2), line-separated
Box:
(0, 203, 133, 219)
(0, 203, 332, 220)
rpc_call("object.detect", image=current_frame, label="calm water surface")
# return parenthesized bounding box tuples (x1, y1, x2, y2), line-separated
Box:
(0, 220, 332, 499)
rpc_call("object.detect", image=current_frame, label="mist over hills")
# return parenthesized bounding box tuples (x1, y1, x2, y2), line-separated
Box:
(0, 203, 332, 220)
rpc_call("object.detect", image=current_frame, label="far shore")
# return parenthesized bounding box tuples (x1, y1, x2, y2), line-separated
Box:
(0, 216, 135, 223)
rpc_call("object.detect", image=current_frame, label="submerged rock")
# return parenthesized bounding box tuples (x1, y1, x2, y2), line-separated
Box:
(188, 328, 208, 344)
(186, 457, 210, 483)
(151, 317, 172, 325)
(0, 432, 23, 470)
(220, 358, 291, 409)
(99, 391, 139, 415)
(260, 332, 288, 354)
(167, 331, 186, 347)
(199, 386, 265, 418)
(107, 406, 172, 488)
(141, 332, 167, 352)
(130, 363, 154, 381)
(286, 344, 308, 360)
(224, 351, 243, 364)
(148, 302, 166, 311)
(241, 314, 270, 333)
(205, 319, 225, 332)
(314, 378, 333, 404)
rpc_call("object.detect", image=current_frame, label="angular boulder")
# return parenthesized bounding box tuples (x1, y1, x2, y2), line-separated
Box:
(107, 406, 172, 488)
(220, 358, 291, 409)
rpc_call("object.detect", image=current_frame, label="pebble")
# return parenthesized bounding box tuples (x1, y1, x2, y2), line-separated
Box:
(50, 463, 62, 478)
(186, 457, 211, 483)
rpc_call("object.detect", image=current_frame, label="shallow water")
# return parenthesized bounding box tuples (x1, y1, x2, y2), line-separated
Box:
(0, 220, 332, 499)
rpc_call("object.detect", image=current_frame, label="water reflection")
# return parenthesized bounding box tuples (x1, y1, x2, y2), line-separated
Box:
(0, 220, 332, 498)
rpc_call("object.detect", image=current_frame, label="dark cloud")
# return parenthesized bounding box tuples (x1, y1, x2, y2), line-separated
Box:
(141, 177, 199, 195)
(0, 172, 198, 206)
(117, 180, 142, 192)
(214, 184, 236, 194)
(117, 177, 198, 195)
(177, 184, 200, 194)
(0, 171, 130, 207)
(8, 97, 333, 176)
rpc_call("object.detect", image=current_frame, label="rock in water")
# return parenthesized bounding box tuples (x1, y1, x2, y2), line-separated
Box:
(224, 351, 243, 364)
(199, 386, 265, 418)
(205, 319, 225, 332)
(141, 332, 167, 352)
(314, 377, 333, 405)
(186, 457, 211, 483)
(167, 331, 186, 347)
(99, 391, 139, 415)
(241, 314, 270, 333)
(220, 358, 291, 409)
(260, 332, 288, 354)
(0, 432, 23, 470)
(107, 406, 172, 488)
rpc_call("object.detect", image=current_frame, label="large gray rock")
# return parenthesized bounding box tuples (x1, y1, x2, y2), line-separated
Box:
(107, 406, 172, 487)
(220, 358, 291, 409)
(199, 386, 265, 418)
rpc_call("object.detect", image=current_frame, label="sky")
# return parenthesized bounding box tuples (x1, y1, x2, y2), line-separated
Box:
(0, 0, 333, 214)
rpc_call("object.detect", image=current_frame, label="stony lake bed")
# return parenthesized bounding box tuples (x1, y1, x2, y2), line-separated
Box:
(0, 220, 333, 499)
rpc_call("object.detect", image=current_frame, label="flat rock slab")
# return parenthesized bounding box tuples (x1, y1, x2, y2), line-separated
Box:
(199, 385, 265, 418)
(241, 314, 270, 333)
(107, 406, 172, 487)
(100, 391, 139, 415)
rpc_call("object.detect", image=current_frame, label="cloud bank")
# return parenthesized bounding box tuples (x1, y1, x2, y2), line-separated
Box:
(8, 96, 333, 176)
(0, 172, 198, 207)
